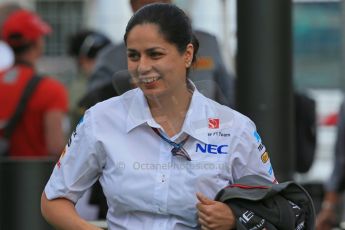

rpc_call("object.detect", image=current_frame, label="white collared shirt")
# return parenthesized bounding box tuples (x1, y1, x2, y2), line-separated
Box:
(45, 87, 276, 230)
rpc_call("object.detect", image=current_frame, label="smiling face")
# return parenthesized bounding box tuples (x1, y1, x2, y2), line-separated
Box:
(126, 23, 193, 100)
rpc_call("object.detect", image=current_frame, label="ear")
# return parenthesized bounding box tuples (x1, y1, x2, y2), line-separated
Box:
(184, 43, 194, 68)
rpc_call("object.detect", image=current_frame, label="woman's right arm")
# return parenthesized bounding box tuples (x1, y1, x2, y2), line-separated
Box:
(41, 191, 102, 230)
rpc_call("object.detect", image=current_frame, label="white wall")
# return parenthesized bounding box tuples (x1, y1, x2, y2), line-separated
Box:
(85, 0, 132, 45)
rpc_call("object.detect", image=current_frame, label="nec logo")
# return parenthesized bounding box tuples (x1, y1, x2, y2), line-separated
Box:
(196, 143, 229, 154)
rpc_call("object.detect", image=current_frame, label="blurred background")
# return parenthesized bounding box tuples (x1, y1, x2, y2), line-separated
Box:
(0, 0, 344, 229)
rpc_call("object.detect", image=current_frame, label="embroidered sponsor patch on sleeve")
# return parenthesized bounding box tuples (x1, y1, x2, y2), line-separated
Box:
(261, 151, 269, 163)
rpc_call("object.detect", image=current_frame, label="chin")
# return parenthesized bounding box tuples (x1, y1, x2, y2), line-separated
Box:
(141, 87, 167, 99)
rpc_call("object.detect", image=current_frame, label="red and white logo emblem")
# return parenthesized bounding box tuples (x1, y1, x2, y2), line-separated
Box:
(208, 118, 220, 129)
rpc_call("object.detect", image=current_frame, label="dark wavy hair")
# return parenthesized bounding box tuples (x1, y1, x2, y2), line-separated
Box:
(124, 3, 199, 66)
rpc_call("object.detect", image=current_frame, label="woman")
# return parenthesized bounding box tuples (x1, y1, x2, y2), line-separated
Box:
(41, 3, 276, 229)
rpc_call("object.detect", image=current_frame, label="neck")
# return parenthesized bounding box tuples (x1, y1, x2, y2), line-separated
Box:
(147, 84, 193, 137)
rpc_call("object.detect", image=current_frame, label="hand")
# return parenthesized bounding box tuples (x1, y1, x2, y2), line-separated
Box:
(316, 193, 340, 230)
(196, 192, 236, 230)
(316, 208, 337, 230)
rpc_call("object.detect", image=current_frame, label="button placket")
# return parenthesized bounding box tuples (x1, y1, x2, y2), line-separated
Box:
(152, 139, 172, 214)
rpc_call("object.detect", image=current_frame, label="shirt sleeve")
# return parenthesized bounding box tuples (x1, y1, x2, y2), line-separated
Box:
(230, 119, 277, 183)
(44, 109, 106, 203)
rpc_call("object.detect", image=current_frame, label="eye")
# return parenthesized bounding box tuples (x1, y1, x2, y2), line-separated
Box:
(148, 51, 163, 59)
(127, 51, 140, 61)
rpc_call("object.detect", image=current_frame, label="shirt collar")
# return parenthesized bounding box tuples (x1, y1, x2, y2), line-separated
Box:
(125, 88, 159, 133)
(125, 82, 221, 144)
(180, 88, 210, 144)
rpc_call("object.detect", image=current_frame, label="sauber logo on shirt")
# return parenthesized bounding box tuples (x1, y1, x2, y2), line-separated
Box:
(208, 118, 220, 129)
(196, 143, 229, 154)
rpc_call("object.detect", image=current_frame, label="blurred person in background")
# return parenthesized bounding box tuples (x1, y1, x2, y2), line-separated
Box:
(68, 29, 112, 220)
(90, 0, 235, 107)
(316, 99, 345, 230)
(68, 29, 113, 127)
(68, 29, 112, 78)
(189, 30, 235, 107)
(0, 8, 68, 157)
(0, 3, 21, 71)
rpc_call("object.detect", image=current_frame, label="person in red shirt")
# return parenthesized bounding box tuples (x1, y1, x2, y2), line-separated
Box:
(0, 9, 68, 157)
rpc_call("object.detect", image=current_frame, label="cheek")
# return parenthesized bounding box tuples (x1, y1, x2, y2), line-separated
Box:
(170, 59, 187, 76)
(127, 60, 138, 75)
(162, 56, 185, 73)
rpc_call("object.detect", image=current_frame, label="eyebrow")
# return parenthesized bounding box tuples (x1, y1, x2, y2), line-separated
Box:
(127, 48, 137, 53)
(127, 47, 166, 53)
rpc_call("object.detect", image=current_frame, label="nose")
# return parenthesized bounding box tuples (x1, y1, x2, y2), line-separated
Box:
(137, 56, 152, 74)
